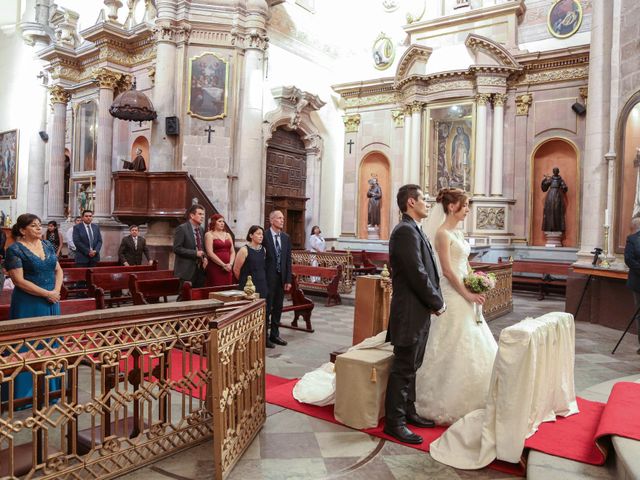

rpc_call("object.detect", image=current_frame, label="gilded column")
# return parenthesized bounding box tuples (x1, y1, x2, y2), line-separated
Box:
(410, 102, 423, 184)
(490, 93, 507, 196)
(48, 85, 70, 218)
(474, 94, 490, 196)
(93, 67, 121, 218)
(150, 0, 178, 171)
(402, 105, 412, 184)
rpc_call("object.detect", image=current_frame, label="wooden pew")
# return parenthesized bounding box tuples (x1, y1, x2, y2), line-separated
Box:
(291, 264, 342, 307)
(85, 263, 163, 306)
(281, 273, 315, 332)
(0, 293, 105, 321)
(60, 260, 119, 268)
(330, 249, 377, 276)
(62, 261, 158, 298)
(180, 283, 239, 301)
(130, 274, 181, 305)
(499, 258, 570, 300)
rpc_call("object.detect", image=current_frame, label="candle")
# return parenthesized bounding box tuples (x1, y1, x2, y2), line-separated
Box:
(604, 208, 610, 227)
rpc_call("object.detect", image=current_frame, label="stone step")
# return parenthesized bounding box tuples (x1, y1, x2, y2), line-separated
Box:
(612, 435, 640, 480)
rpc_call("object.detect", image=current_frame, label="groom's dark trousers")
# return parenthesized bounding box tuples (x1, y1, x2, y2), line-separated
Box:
(384, 213, 444, 427)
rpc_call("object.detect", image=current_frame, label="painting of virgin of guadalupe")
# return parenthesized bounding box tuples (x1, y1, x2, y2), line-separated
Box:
(0, 129, 19, 198)
(187, 52, 230, 120)
(547, 0, 583, 39)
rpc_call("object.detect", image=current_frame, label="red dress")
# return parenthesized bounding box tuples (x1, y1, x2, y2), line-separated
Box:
(206, 237, 234, 286)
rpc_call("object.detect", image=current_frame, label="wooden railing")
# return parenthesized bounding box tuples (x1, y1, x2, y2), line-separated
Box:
(470, 262, 513, 320)
(0, 299, 265, 479)
(291, 250, 354, 294)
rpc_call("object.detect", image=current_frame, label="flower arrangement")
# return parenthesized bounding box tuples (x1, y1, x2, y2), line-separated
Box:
(463, 271, 497, 324)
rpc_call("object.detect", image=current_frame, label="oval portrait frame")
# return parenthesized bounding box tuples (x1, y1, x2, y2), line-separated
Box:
(547, 0, 583, 39)
(372, 33, 395, 71)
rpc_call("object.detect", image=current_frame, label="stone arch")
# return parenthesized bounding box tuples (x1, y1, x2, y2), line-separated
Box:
(465, 34, 520, 69)
(395, 44, 433, 83)
(530, 137, 579, 247)
(358, 151, 391, 240)
(263, 86, 325, 242)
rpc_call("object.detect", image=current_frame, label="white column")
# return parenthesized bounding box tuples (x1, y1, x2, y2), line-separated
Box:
(402, 105, 412, 184)
(490, 93, 506, 196)
(410, 102, 423, 184)
(48, 86, 70, 218)
(93, 68, 120, 218)
(474, 94, 490, 196)
(235, 39, 268, 236)
(150, 1, 177, 171)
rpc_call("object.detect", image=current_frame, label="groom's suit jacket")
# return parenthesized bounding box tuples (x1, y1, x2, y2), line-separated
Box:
(386, 214, 444, 347)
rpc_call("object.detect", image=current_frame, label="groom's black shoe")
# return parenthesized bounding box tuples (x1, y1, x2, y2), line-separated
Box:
(383, 425, 423, 444)
(406, 413, 436, 428)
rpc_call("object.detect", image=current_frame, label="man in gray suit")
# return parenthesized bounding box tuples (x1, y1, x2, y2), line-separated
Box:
(173, 204, 208, 288)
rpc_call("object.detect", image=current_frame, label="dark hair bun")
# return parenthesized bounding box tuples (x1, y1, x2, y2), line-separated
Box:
(11, 224, 21, 239)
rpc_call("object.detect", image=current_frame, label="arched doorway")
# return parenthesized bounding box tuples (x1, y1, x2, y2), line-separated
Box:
(265, 127, 308, 249)
(358, 152, 391, 240)
(615, 94, 640, 252)
(530, 139, 579, 247)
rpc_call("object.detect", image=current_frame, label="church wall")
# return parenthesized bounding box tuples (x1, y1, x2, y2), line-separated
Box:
(619, 0, 640, 102)
(518, 0, 592, 51)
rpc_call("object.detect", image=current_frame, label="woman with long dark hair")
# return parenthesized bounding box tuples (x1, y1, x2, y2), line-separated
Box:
(43, 220, 63, 257)
(204, 213, 235, 286)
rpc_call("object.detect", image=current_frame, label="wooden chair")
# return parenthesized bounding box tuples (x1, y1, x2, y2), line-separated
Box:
(281, 273, 315, 332)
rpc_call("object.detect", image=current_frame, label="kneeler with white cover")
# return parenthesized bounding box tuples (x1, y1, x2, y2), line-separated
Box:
(430, 312, 579, 469)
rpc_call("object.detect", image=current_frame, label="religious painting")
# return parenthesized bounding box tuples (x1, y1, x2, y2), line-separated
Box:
(372, 33, 395, 71)
(187, 52, 229, 121)
(427, 103, 474, 193)
(547, 0, 583, 39)
(0, 129, 19, 199)
(382, 0, 399, 13)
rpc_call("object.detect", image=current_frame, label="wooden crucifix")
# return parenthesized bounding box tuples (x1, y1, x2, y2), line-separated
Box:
(205, 125, 215, 143)
(347, 139, 354, 154)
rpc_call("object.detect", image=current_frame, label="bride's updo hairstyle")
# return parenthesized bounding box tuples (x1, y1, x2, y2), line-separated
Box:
(436, 188, 469, 215)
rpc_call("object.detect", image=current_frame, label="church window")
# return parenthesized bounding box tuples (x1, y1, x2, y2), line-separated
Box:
(74, 100, 98, 172)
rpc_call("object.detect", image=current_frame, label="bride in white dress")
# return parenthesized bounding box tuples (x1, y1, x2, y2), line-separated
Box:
(415, 188, 498, 426)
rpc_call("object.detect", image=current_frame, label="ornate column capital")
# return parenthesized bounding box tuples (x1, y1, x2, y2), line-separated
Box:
(92, 67, 122, 89)
(231, 28, 269, 51)
(391, 109, 404, 127)
(343, 114, 361, 133)
(49, 85, 70, 105)
(410, 101, 424, 114)
(475, 93, 491, 106)
(403, 104, 412, 116)
(515, 93, 533, 116)
(579, 86, 588, 103)
(492, 93, 508, 107)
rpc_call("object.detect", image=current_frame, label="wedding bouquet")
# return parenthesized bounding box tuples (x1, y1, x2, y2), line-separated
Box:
(463, 271, 497, 324)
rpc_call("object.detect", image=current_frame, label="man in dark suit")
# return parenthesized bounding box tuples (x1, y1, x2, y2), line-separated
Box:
(383, 184, 445, 444)
(264, 210, 292, 349)
(173, 204, 207, 288)
(73, 210, 103, 267)
(118, 225, 153, 266)
(624, 216, 640, 355)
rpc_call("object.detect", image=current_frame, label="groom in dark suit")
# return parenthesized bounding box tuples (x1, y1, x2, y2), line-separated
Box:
(73, 210, 103, 267)
(384, 184, 445, 444)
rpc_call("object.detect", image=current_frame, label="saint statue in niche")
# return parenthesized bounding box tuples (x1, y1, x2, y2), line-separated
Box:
(541, 167, 568, 232)
(367, 174, 382, 227)
(451, 126, 470, 177)
(122, 148, 147, 172)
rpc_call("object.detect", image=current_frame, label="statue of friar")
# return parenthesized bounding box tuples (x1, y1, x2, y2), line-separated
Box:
(541, 167, 568, 232)
(367, 175, 382, 227)
(123, 147, 147, 172)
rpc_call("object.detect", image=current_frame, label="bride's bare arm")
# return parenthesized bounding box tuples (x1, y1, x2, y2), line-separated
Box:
(435, 229, 485, 305)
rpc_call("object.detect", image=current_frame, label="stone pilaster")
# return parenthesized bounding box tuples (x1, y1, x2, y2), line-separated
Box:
(410, 102, 423, 184)
(48, 85, 70, 218)
(490, 93, 507, 196)
(402, 105, 412, 185)
(93, 67, 121, 218)
(474, 93, 491, 196)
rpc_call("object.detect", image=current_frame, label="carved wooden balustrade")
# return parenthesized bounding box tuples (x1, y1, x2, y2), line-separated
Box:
(291, 250, 354, 293)
(470, 262, 513, 320)
(0, 299, 266, 479)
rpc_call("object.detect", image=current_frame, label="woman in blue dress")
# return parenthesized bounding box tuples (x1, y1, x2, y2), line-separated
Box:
(2, 213, 63, 403)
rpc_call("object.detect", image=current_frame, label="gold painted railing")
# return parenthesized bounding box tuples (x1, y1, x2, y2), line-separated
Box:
(470, 262, 513, 321)
(291, 250, 354, 293)
(0, 299, 266, 480)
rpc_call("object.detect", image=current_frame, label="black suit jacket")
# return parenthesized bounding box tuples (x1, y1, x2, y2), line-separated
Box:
(625, 231, 640, 292)
(72, 222, 103, 264)
(386, 214, 444, 347)
(173, 221, 205, 281)
(264, 228, 292, 285)
(118, 235, 150, 265)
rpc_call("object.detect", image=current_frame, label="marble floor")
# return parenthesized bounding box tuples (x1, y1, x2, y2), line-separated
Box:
(120, 293, 640, 480)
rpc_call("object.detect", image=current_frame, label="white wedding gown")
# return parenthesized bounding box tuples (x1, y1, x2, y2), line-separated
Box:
(415, 229, 498, 426)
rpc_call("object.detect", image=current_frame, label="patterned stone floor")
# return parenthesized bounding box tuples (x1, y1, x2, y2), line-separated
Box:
(120, 293, 640, 480)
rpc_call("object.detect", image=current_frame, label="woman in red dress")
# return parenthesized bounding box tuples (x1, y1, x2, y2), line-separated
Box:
(204, 214, 236, 286)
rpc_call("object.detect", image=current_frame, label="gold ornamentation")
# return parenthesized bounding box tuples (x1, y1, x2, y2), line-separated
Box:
(343, 93, 397, 108)
(92, 67, 123, 89)
(579, 86, 588, 102)
(476, 93, 491, 106)
(291, 250, 354, 293)
(476, 207, 506, 230)
(515, 93, 533, 115)
(406, 0, 426, 24)
(343, 114, 361, 133)
(423, 79, 474, 95)
(410, 101, 424, 114)
(493, 93, 508, 107)
(391, 109, 404, 127)
(381, 264, 390, 280)
(49, 85, 70, 105)
(476, 76, 507, 87)
(519, 66, 589, 86)
(244, 275, 257, 297)
(372, 32, 395, 71)
(547, 0, 583, 39)
(147, 66, 156, 86)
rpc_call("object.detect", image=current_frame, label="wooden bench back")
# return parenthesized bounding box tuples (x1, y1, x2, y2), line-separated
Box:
(60, 260, 120, 269)
(130, 275, 181, 305)
(87, 266, 166, 293)
(292, 264, 340, 280)
(0, 295, 105, 321)
(180, 283, 239, 301)
(500, 259, 570, 276)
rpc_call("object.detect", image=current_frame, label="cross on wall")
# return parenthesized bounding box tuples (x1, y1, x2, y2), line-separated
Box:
(205, 125, 215, 143)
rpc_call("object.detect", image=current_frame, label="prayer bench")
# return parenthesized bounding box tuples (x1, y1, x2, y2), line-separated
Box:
(130, 273, 181, 304)
(280, 273, 315, 332)
(499, 258, 570, 300)
(291, 264, 343, 307)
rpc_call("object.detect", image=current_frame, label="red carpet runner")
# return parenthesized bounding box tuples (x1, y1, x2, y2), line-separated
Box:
(265, 375, 640, 475)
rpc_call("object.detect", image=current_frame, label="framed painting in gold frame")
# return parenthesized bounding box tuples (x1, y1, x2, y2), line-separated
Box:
(425, 102, 475, 194)
(547, 0, 583, 39)
(0, 129, 19, 199)
(187, 52, 230, 121)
